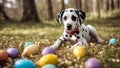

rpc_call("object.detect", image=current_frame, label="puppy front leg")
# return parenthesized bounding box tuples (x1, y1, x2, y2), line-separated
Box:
(70, 38, 88, 50)
(50, 36, 67, 49)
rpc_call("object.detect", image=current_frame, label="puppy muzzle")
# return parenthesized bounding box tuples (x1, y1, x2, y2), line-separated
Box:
(67, 24, 72, 30)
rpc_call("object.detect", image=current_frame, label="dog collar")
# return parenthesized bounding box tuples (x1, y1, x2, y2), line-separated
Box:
(66, 27, 79, 35)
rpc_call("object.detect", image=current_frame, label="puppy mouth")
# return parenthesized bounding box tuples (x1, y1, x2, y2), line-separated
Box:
(66, 26, 79, 35)
(67, 28, 72, 30)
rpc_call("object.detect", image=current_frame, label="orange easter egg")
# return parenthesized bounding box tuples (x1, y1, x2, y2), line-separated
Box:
(0, 50, 9, 61)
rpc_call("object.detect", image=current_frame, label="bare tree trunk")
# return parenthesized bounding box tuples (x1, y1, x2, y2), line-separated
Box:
(61, 0, 65, 10)
(75, 0, 82, 10)
(21, 0, 40, 22)
(103, 0, 109, 16)
(75, 0, 78, 9)
(93, 0, 97, 17)
(106, 0, 110, 11)
(0, 0, 10, 20)
(46, 0, 53, 20)
(110, 0, 114, 10)
(78, 0, 82, 10)
(117, 0, 120, 9)
(85, 0, 88, 12)
(97, 0, 100, 18)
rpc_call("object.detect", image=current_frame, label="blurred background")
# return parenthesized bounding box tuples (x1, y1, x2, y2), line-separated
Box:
(0, 0, 120, 21)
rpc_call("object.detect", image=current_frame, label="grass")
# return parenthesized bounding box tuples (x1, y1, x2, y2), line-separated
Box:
(0, 19, 120, 68)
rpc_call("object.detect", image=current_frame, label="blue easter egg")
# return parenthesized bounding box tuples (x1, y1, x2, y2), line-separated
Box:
(109, 38, 117, 45)
(14, 58, 35, 68)
(42, 64, 57, 68)
(24, 42, 34, 48)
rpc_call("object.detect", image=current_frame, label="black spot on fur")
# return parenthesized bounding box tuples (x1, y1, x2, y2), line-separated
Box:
(81, 41, 84, 45)
(82, 34, 84, 37)
(65, 34, 68, 37)
(64, 16, 67, 20)
(77, 36, 80, 39)
(85, 30, 87, 32)
(63, 37, 67, 41)
(74, 34, 77, 36)
(70, 35, 72, 37)
(82, 28, 84, 31)
(58, 15, 60, 18)
(70, 10, 73, 12)
(71, 15, 76, 21)
(77, 31, 79, 34)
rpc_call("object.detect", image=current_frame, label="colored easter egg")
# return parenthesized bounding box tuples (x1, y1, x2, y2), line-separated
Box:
(86, 58, 101, 68)
(42, 64, 57, 68)
(39, 54, 58, 67)
(73, 45, 86, 58)
(22, 44, 39, 56)
(14, 58, 35, 68)
(109, 38, 117, 45)
(42, 47, 55, 56)
(7, 48, 19, 58)
(0, 50, 8, 61)
(24, 42, 34, 48)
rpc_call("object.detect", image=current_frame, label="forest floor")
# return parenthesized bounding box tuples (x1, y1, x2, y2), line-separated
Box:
(0, 18, 120, 68)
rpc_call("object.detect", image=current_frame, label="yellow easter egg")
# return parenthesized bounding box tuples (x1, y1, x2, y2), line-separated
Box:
(39, 54, 58, 67)
(73, 45, 86, 58)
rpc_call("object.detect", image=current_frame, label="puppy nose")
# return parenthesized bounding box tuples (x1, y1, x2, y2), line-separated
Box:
(67, 24, 72, 30)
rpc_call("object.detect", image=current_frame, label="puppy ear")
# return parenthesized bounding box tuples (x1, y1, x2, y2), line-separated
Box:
(75, 9, 86, 25)
(56, 10, 65, 24)
(79, 10, 86, 20)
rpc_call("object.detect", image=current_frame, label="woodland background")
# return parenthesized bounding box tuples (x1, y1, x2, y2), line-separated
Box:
(0, 0, 120, 21)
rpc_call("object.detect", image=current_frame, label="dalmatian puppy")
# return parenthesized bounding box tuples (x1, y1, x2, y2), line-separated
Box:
(50, 8, 104, 50)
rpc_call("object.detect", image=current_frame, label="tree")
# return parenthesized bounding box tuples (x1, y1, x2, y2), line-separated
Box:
(93, 0, 97, 16)
(85, 0, 88, 12)
(110, 0, 114, 10)
(104, 0, 110, 11)
(46, 0, 53, 20)
(117, 0, 120, 9)
(97, 0, 100, 18)
(61, 0, 65, 10)
(0, 0, 10, 20)
(75, 0, 78, 9)
(75, 0, 82, 10)
(21, 0, 40, 22)
(78, 0, 82, 10)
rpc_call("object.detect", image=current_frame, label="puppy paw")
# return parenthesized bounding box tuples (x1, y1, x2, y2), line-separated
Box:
(70, 45, 76, 51)
(97, 38, 104, 43)
(50, 45, 59, 50)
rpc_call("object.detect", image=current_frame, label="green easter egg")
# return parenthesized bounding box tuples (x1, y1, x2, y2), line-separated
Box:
(42, 64, 57, 68)
(24, 42, 34, 49)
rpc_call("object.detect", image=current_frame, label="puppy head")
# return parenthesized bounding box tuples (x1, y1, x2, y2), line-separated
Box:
(56, 8, 86, 31)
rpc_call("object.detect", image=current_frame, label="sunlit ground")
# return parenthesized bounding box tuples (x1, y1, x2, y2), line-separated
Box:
(0, 19, 120, 68)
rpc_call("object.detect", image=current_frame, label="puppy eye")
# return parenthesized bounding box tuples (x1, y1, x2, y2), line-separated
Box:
(64, 16, 67, 20)
(71, 15, 76, 21)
